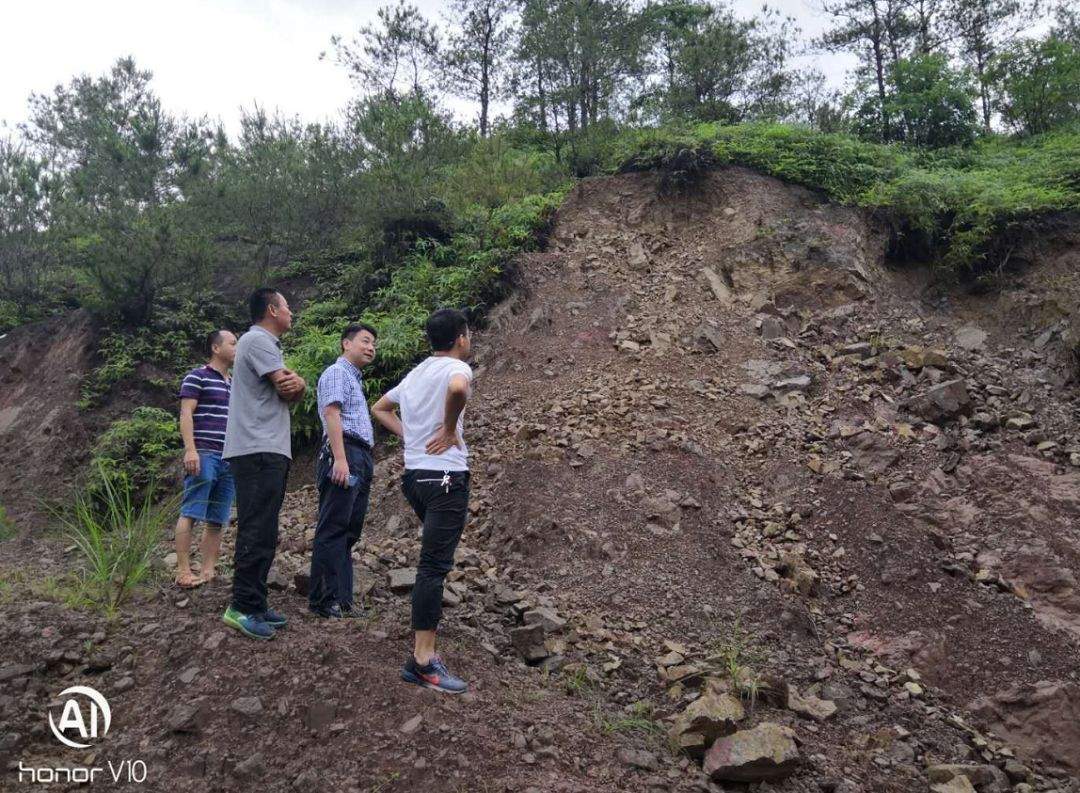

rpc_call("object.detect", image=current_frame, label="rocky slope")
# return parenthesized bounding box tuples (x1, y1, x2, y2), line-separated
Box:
(1, 167, 1079, 792)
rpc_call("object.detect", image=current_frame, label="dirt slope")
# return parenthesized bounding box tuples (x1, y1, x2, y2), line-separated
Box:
(2, 167, 1079, 793)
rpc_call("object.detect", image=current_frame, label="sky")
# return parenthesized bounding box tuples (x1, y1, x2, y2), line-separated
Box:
(0, 0, 857, 136)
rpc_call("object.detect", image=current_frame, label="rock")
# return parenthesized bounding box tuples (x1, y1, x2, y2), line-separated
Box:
(510, 624, 549, 663)
(695, 323, 725, 351)
(927, 764, 997, 787)
(670, 686, 745, 757)
(702, 267, 735, 306)
(166, 700, 207, 733)
(523, 607, 566, 634)
(776, 554, 820, 596)
(955, 325, 988, 351)
(203, 631, 227, 651)
(617, 747, 659, 770)
(266, 566, 289, 591)
(774, 375, 812, 392)
(230, 696, 263, 718)
(388, 568, 416, 593)
(849, 433, 899, 476)
(929, 777, 976, 793)
(968, 679, 1080, 775)
(903, 379, 971, 422)
(703, 722, 800, 782)
(1003, 759, 1032, 783)
(628, 239, 650, 270)
(114, 676, 135, 693)
(400, 714, 423, 735)
(759, 317, 785, 340)
(841, 342, 873, 358)
(234, 752, 267, 779)
(0, 663, 36, 683)
(786, 685, 837, 722)
(739, 383, 771, 399)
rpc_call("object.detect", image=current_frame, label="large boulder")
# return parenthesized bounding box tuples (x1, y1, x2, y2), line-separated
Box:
(703, 722, 800, 782)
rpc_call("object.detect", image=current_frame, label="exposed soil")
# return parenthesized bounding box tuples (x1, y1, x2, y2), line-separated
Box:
(2, 167, 1079, 793)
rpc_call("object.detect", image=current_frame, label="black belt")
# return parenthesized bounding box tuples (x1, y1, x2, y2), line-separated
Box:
(343, 435, 372, 451)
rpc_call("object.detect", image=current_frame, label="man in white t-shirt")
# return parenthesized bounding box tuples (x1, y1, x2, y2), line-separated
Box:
(372, 308, 474, 695)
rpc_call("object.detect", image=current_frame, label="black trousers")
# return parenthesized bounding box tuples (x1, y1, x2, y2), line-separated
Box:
(401, 469, 470, 632)
(229, 452, 290, 614)
(309, 439, 373, 612)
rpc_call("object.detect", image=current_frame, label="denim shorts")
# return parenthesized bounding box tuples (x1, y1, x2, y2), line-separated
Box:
(180, 451, 236, 526)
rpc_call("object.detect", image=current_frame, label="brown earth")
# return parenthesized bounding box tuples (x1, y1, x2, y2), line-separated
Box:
(1, 167, 1079, 793)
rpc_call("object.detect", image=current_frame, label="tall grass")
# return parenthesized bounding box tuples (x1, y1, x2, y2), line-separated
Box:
(56, 467, 176, 616)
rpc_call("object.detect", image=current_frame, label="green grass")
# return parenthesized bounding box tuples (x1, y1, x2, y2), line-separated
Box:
(55, 467, 178, 616)
(593, 700, 664, 738)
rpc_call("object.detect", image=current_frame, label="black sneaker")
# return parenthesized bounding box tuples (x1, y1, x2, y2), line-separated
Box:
(310, 603, 343, 619)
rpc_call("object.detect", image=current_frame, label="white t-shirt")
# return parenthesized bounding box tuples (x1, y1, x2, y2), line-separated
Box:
(384, 356, 474, 472)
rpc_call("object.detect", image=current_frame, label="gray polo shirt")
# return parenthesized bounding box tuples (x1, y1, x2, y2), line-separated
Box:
(223, 325, 292, 460)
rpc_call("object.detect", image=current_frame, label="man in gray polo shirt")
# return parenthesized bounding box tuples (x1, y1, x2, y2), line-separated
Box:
(221, 287, 306, 641)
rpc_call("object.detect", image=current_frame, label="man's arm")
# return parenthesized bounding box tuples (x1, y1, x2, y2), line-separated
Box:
(371, 394, 403, 438)
(248, 337, 306, 402)
(268, 368, 306, 402)
(323, 403, 350, 486)
(179, 398, 200, 476)
(425, 373, 470, 455)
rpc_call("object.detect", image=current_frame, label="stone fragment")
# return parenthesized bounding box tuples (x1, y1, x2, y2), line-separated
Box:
(388, 568, 416, 593)
(703, 722, 800, 782)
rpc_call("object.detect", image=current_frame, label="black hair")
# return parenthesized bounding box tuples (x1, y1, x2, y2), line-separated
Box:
(425, 308, 469, 352)
(249, 287, 282, 324)
(205, 329, 228, 357)
(340, 322, 378, 351)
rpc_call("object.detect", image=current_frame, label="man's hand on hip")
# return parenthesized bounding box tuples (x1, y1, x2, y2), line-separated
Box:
(425, 426, 460, 456)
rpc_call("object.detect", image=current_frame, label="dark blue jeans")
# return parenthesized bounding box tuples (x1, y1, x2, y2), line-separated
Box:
(401, 469, 470, 631)
(309, 439, 373, 612)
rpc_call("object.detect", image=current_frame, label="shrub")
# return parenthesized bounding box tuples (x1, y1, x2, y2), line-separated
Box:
(88, 407, 181, 501)
(282, 189, 566, 439)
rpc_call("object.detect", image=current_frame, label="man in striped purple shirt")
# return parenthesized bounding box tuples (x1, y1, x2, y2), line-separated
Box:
(174, 329, 237, 588)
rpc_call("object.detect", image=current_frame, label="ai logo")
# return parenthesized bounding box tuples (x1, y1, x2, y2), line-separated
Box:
(48, 686, 111, 749)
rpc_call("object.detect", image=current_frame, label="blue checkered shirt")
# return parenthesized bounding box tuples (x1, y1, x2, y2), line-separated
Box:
(317, 356, 374, 445)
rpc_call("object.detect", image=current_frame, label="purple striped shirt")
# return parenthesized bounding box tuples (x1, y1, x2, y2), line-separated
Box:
(179, 365, 231, 454)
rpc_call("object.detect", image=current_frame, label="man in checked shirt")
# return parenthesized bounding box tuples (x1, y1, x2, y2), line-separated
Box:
(307, 322, 378, 618)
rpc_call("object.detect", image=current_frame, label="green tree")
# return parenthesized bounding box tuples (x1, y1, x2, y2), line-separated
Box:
(0, 138, 56, 307)
(22, 58, 212, 325)
(441, 0, 517, 137)
(327, 1, 439, 99)
(947, 0, 1036, 130)
(989, 36, 1080, 134)
(820, 0, 915, 140)
(25, 57, 175, 209)
(886, 53, 978, 145)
